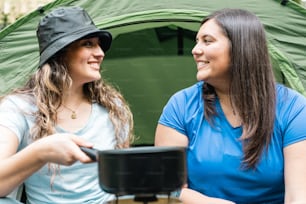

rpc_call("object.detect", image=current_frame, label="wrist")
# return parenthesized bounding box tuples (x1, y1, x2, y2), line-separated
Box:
(30, 140, 48, 164)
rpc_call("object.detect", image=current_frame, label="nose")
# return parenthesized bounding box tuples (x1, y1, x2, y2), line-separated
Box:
(191, 43, 203, 56)
(95, 45, 105, 58)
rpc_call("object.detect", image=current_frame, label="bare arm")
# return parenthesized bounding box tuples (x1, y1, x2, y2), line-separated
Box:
(154, 124, 188, 147)
(0, 126, 45, 196)
(0, 125, 93, 197)
(155, 124, 235, 204)
(284, 140, 306, 204)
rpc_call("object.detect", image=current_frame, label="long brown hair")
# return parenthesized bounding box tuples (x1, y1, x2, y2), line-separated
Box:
(202, 9, 276, 169)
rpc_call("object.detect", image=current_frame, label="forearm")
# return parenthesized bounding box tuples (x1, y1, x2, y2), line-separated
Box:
(0, 143, 46, 197)
(284, 140, 306, 204)
(180, 188, 235, 204)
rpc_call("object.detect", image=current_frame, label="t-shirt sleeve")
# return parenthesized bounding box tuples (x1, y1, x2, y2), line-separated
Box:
(158, 91, 187, 136)
(0, 96, 29, 143)
(279, 89, 306, 147)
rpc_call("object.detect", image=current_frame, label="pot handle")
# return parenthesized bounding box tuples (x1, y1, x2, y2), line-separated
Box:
(80, 147, 97, 161)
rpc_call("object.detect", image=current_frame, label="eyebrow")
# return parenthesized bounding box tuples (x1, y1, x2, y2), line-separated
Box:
(202, 34, 212, 38)
(196, 34, 212, 41)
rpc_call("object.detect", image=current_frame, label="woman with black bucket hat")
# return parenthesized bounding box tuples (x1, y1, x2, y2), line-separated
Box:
(0, 6, 134, 203)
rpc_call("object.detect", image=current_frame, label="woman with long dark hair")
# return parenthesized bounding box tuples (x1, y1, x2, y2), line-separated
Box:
(155, 8, 306, 203)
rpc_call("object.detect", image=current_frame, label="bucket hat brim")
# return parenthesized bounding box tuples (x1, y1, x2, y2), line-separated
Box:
(38, 25, 112, 67)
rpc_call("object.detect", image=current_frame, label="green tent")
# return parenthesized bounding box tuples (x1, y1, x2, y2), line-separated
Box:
(0, 0, 305, 145)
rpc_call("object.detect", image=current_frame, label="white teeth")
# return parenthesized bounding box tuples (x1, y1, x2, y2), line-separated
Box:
(90, 63, 100, 68)
(198, 62, 206, 67)
(197, 61, 208, 67)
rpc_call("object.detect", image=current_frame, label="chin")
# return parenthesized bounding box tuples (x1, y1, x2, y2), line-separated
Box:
(196, 74, 207, 82)
(92, 74, 101, 80)
(85, 76, 101, 83)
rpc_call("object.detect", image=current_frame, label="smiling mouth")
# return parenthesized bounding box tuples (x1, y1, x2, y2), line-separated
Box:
(197, 61, 209, 69)
(89, 63, 101, 69)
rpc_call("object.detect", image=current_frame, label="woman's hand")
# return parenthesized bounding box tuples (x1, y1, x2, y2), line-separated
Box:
(180, 188, 235, 204)
(33, 133, 94, 165)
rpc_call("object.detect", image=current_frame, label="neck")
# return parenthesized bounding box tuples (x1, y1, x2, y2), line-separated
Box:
(216, 90, 230, 104)
(61, 95, 88, 120)
(62, 87, 86, 105)
(217, 92, 238, 115)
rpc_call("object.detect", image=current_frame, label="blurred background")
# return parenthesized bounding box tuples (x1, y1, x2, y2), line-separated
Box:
(1, 0, 306, 30)
(0, 0, 53, 29)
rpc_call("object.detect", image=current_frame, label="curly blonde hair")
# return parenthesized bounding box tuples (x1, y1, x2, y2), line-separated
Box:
(12, 51, 134, 148)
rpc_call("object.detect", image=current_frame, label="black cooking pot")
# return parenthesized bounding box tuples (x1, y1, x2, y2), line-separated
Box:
(81, 146, 186, 197)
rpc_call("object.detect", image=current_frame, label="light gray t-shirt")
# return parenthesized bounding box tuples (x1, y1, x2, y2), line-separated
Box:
(0, 95, 119, 204)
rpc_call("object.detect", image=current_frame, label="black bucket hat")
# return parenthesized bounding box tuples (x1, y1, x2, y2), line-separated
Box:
(36, 6, 112, 67)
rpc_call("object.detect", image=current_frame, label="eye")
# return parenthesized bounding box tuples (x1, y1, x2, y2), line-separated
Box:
(203, 38, 213, 44)
(82, 40, 95, 47)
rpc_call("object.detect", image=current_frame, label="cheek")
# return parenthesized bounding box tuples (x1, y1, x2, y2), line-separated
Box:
(220, 50, 231, 66)
(67, 53, 87, 68)
(219, 50, 230, 63)
(219, 42, 231, 62)
(211, 45, 230, 64)
(66, 48, 87, 61)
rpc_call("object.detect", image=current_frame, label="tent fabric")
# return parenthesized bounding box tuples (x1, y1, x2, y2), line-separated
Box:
(0, 0, 305, 144)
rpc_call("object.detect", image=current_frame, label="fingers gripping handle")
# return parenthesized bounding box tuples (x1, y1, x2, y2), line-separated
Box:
(80, 147, 97, 161)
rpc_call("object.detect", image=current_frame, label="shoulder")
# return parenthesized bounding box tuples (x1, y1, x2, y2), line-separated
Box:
(176, 81, 203, 96)
(0, 94, 35, 111)
(171, 81, 203, 102)
(161, 81, 204, 121)
(275, 84, 306, 146)
(275, 84, 306, 128)
(276, 84, 306, 109)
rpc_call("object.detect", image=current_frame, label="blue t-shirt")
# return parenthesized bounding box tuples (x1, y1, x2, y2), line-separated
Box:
(158, 81, 306, 204)
(0, 95, 122, 204)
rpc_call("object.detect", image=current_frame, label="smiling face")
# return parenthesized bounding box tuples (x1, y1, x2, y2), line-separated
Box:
(192, 19, 231, 88)
(64, 37, 104, 85)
